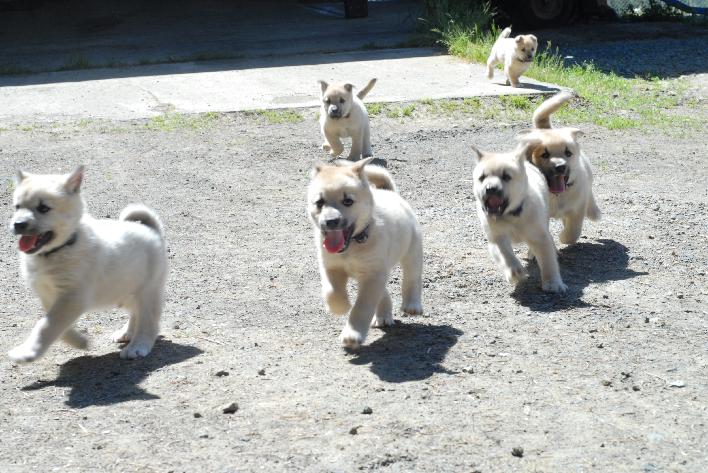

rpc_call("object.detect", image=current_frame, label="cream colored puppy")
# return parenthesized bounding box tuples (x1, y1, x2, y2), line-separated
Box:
(486, 27, 538, 87)
(8, 166, 167, 362)
(472, 145, 566, 293)
(307, 158, 423, 349)
(318, 78, 376, 160)
(518, 92, 601, 244)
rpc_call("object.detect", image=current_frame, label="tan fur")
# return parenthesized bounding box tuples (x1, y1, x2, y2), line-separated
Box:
(486, 27, 538, 88)
(307, 158, 423, 348)
(472, 145, 567, 293)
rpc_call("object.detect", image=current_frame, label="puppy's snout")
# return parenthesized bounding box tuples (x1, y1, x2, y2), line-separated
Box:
(324, 217, 341, 229)
(527, 53, 534, 60)
(554, 163, 567, 174)
(484, 185, 502, 196)
(13, 220, 29, 234)
(328, 105, 341, 118)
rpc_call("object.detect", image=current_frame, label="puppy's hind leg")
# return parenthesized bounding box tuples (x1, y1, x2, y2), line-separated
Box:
(371, 288, 394, 328)
(120, 289, 162, 359)
(528, 230, 567, 293)
(62, 328, 89, 350)
(486, 54, 497, 80)
(348, 130, 364, 161)
(361, 122, 373, 158)
(400, 234, 423, 315)
(340, 274, 387, 349)
(559, 210, 584, 245)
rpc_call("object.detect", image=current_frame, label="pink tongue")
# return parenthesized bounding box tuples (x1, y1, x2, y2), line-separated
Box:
(323, 230, 346, 253)
(19, 235, 38, 253)
(549, 175, 566, 194)
(487, 195, 504, 209)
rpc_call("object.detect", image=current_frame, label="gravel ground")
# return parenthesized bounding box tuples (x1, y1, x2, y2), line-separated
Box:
(0, 102, 705, 472)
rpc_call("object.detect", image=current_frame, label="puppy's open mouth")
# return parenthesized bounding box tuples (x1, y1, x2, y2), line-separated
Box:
(547, 173, 570, 194)
(484, 195, 508, 216)
(18, 231, 54, 254)
(322, 225, 355, 254)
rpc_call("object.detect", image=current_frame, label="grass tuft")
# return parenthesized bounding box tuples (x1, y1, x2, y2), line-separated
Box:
(246, 109, 304, 125)
(145, 112, 220, 131)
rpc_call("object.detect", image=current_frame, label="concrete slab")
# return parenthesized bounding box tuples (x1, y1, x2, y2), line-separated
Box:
(0, 49, 563, 124)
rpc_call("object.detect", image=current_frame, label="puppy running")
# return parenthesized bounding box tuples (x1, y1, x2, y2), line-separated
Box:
(307, 158, 423, 348)
(8, 166, 167, 362)
(472, 145, 566, 293)
(517, 92, 601, 244)
(486, 26, 537, 88)
(318, 78, 377, 160)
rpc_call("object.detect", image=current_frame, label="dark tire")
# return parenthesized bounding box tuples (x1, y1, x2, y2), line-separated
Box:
(503, 0, 579, 28)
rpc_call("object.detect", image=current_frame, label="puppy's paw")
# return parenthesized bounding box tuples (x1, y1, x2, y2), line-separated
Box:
(120, 340, 154, 359)
(111, 325, 132, 344)
(401, 302, 424, 316)
(324, 291, 351, 315)
(371, 314, 394, 328)
(542, 279, 568, 293)
(339, 325, 364, 349)
(504, 264, 528, 286)
(322, 143, 332, 153)
(559, 230, 580, 245)
(8, 344, 41, 363)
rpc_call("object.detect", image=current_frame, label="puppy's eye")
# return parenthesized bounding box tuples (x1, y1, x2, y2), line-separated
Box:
(324, 98, 330, 104)
(342, 197, 354, 207)
(541, 150, 550, 159)
(564, 148, 572, 158)
(479, 174, 486, 182)
(339, 98, 345, 104)
(315, 198, 325, 209)
(14, 204, 20, 210)
(502, 172, 512, 182)
(37, 203, 51, 214)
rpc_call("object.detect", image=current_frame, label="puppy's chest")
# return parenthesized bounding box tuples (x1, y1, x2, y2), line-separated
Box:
(23, 258, 77, 304)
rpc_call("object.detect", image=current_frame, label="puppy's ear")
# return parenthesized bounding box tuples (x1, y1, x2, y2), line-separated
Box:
(515, 142, 537, 163)
(471, 146, 485, 163)
(64, 165, 84, 194)
(13, 170, 27, 186)
(318, 80, 328, 95)
(515, 36, 524, 44)
(351, 157, 374, 176)
(343, 83, 353, 93)
(515, 131, 542, 161)
(311, 163, 324, 178)
(529, 35, 538, 44)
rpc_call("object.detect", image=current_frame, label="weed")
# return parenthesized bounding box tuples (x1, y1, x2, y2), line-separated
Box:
(367, 103, 385, 116)
(247, 109, 304, 125)
(146, 112, 220, 131)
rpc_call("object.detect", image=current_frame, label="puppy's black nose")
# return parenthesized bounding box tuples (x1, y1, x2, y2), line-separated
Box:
(484, 186, 502, 196)
(527, 55, 533, 60)
(13, 221, 28, 232)
(324, 217, 341, 229)
(555, 163, 567, 174)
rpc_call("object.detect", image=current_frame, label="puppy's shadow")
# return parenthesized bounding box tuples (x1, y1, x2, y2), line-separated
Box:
(348, 322, 462, 383)
(514, 238, 648, 312)
(21, 338, 202, 408)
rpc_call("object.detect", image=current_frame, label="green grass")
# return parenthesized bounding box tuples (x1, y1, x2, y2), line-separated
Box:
(386, 104, 416, 119)
(421, 0, 702, 131)
(246, 109, 304, 125)
(367, 103, 385, 116)
(145, 112, 220, 131)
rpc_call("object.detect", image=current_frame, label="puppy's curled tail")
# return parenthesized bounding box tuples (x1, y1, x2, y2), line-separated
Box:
(533, 91, 572, 129)
(364, 165, 397, 193)
(120, 204, 165, 239)
(499, 26, 512, 39)
(357, 78, 377, 100)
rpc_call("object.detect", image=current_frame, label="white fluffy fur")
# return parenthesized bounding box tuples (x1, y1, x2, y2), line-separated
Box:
(307, 158, 423, 348)
(472, 146, 567, 293)
(486, 27, 538, 88)
(8, 166, 167, 362)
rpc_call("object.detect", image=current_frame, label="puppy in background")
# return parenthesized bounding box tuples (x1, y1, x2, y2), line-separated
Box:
(8, 166, 167, 362)
(307, 158, 423, 349)
(472, 145, 566, 293)
(318, 78, 377, 160)
(486, 27, 537, 88)
(517, 92, 601, 244)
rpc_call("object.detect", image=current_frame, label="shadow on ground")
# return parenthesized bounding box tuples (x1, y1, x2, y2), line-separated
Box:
(348, 321, 462, 382)
(513, 238, 648, 312)
(21, 338, 202, 408)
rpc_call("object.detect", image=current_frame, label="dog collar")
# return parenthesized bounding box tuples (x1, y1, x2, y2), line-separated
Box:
(42, 232, 78, 257)
(352, 225, 370, 244)
(506, 201, 524, 217)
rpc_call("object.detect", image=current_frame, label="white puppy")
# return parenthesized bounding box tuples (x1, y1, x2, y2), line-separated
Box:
(318, 78, 377, 160)
(486, 26, 538, 88)
(518, 92, 601, 244)
(472, 145, 566, 293)
(307, 158, 423, 348)
(8, 166, 167, 362)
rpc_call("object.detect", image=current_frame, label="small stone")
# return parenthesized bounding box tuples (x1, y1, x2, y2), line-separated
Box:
(644, 317, 649, 323)
(632, 386, 640, 392)
(669, 380, 685, 388)
(215, 370, 229, 377)
(597, 343, 604, 349)
(361, 406, 373, 415)
(199, 434, 209, 439)
(677, 294, 684, 299)
(173, 323, 181, 329)
(511, 447, 524, 457)
(222, 402, 239, 414)
(258, 368, 266, 376)
(349, 426, 359, 435)
(462, 366, 474, 374)
(193, 412, 202, 418)
(601, 380, 612, 386)
(648, 235, 654, 239)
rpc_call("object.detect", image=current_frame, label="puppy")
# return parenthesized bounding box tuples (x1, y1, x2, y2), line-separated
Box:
(486, 27, 537, 88)
(318, 78, 377, 160)
(8, 166, 167, 362)
(472, 145, 566, 293)
(517, 92, 601, 245)
(307, 157, 423, 348)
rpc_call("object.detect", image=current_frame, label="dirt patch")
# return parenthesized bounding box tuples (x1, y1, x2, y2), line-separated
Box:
(0, 108, 706, 472)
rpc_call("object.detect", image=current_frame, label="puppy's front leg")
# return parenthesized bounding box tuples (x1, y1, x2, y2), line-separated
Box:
(321, 266, 350, 315)
(559, 211, 584, 245)
(528, 230, 567, 293)
(340, 274, 387, 349)
(8, 295, 86, 363)
(489, 236, 527, 285)
(323, 129, 344, 157)
(348, 131, 363, 161)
